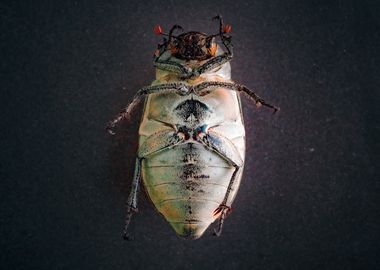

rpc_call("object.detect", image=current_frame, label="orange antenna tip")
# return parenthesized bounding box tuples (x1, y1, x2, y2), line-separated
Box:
(154, 25, 163, 35)
(223, 24, 232, 33)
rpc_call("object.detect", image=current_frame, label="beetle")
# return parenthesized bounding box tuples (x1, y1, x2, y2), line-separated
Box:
(107, 15, 278, 240)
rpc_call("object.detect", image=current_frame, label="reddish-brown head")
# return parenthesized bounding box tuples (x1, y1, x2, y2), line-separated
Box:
(153, 15, 231, 61)
(169, 31, 216, 61)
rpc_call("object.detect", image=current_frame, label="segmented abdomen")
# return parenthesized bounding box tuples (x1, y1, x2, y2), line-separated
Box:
(142, 143, 237, 239)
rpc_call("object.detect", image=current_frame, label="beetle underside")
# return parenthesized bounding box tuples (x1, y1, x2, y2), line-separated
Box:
(107, 15, 278, 240)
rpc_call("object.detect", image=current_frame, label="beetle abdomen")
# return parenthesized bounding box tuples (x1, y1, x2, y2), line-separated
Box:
(142, 143, 237, 239)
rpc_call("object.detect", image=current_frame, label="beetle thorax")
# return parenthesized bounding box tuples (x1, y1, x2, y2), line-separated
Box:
(173, 96, 212, 129)
(171, 32, 214, 61)
(155, 47, 232, 82)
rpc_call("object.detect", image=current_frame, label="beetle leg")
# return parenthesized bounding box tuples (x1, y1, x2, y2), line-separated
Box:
(197, 130, 244, 237)
(153, 42, 233, 80)
(212, 205, 231, 237)
(153, 38, 192, 77)
(107, 83, 189, 135)
(194, 81, 279, 113)
(154, 57, 192, 77)
(154, 47, 233, 80)
(193, 50, 233, 77)
(123, 158, 142, 240)
(122, 129, 186, 240)
(138, 129, 185, 158)
(191, 39, 233, 78)
(237, 84, 279, 114)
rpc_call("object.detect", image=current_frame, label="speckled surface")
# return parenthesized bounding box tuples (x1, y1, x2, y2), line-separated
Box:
(1, 1, 379, 269)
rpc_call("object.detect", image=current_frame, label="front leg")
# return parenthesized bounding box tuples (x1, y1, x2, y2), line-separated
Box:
(154, 57, 192, 77)
(153, 44, 233, 80)
(107, 83, 190, 135)
(192, 49, 233, 77)
(191, 37, 233, 78)
(153, 38, 233, 79)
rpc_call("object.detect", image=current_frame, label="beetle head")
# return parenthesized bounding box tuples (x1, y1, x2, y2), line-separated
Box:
(154, 15, 231, 61)
(169, 31, 216, 61)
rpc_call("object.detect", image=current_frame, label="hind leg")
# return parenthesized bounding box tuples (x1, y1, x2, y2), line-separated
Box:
(123, 158, 141, 240)
(196, 129, 244, 237)
(122, 129, 186, 240)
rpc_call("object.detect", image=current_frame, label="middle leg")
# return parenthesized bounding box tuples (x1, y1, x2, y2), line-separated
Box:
(107, 82, 190, 135)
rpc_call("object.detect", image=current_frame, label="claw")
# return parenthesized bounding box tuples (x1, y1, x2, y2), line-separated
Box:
(122, 206, 139, 241)
(106, 124, 116, 135)
(212, 205, 231, 237)
(212, 228, 221, 237)
(257, 98, 279, 115)
(123, 232, 134, 241)
(213, 204, 231, 216)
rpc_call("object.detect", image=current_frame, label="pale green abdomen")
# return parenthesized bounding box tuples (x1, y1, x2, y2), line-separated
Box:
(141, 143, 242, 239)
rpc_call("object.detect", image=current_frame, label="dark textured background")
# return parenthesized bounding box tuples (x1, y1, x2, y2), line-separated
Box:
(1, 0, 379, 269)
